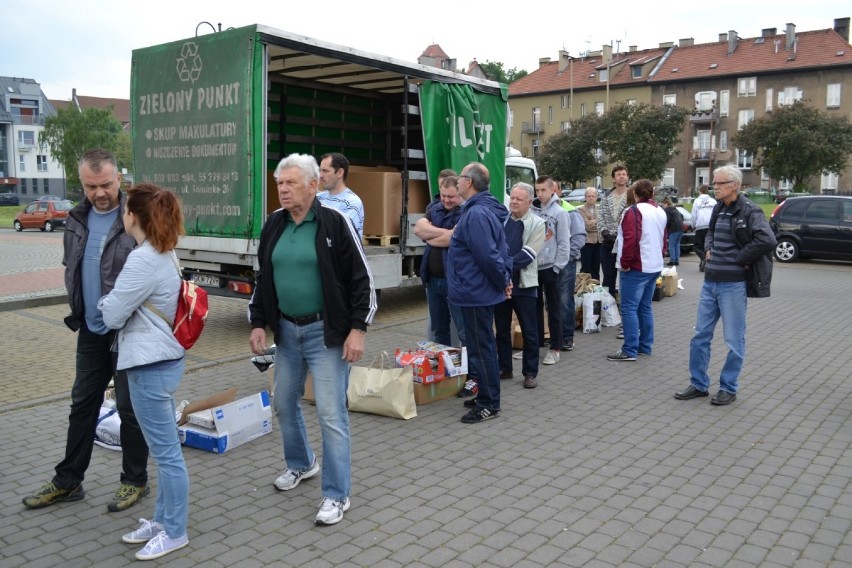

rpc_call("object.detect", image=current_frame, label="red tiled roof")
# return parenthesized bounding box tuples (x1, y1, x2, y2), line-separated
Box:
(420, 43, 450, 59)
(49, 99, 71, 111)
(509, 47, 671, 96)
(648, 28, 851, 82)
(75, 95, 130, 124)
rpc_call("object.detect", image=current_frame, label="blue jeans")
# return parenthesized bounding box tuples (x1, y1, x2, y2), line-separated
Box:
(619, 270, 660, 357)
(668, 231, 683, 264)
(425, 276, 465, 346)
(689, 280, 748, 394)
(127, 358, 188, 539)
(494, 294, 538, 378)
(460, 305, 500, 412)
(559, 260, 577, 344)
(274, 318, 350, 500)
(54, 326, 148, 489)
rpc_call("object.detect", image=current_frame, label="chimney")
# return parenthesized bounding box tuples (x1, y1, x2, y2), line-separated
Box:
(629, 45, 637, 52)
(719, 32, 728, 42)
(835, 17, 850, 42)
(762, 27, 777, 37)
(728, 30, 738, 54)
(538, 57, 551, 68)
(602, 44, 612, 64)
(659, 41, 674, 48)
(786, 23, 796, 50)
(558, 50, 571, 73)
(679, 37, 694, 47)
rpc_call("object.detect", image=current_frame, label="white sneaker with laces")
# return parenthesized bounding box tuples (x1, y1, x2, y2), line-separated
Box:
(274, 459, 320, 491)
(315, 496, 351, 525)
(135, 530, 189, 560)
(122, 518, 163, 544)
(542, 350, 560, 365)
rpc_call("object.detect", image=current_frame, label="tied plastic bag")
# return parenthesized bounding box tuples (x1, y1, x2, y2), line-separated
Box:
(348, 352, 417, 420)
(600, 291, 621, 327)
(582, 292, 602, 333)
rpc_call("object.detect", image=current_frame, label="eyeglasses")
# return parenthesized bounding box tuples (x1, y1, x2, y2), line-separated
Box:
(712, 180, 735, 187)
(458, 175, 471, 181)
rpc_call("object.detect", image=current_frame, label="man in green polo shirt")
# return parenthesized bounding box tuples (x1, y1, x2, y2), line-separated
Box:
(249, 153, 377, 526)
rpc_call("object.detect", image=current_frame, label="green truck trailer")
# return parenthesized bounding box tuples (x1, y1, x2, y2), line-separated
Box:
(131, 24, 533, 297)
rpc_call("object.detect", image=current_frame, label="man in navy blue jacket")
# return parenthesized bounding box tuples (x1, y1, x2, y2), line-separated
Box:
(448, 163, 512, 424)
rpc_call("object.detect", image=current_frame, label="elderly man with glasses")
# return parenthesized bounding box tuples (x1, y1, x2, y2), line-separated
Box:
(674, 165, 775, 406)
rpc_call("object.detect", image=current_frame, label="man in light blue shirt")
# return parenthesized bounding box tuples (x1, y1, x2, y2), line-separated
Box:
(318, 153, 364, 239)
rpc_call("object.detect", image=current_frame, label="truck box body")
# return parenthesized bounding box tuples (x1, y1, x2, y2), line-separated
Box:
(131, 25, 510, 295)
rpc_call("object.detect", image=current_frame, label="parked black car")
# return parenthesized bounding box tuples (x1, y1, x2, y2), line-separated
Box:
(0, 192, 19, 206)
(769, 196, 852, 262)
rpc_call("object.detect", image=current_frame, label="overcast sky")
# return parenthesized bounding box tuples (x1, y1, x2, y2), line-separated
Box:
(2, 0, 848, 101)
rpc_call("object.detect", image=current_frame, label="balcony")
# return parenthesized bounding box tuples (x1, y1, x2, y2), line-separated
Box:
(522, 121, 544, 134)
(689, 110, 719, 125)
(689, 148, 718, 163)
(13, 115, 45, 126)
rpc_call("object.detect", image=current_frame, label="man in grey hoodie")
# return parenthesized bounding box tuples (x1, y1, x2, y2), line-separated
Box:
(533, 176, 572, 366)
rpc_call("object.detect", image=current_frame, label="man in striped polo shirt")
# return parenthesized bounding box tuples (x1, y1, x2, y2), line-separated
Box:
(674, 165, 775, 406)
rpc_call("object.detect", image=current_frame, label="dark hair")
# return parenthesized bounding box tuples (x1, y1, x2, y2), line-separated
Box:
(126, 183, 185, 252)
(611, 165, 628, 178)
(79, 148, 117, 173)
(465, 163, 490, 192)
(625, 186, 636, 207)
(630, 179, 655, 202)
(698, 184, 710, 194)
(320, 152, 350, 180)
(535, 174, 555, 186)
(439, 168, 457, 180)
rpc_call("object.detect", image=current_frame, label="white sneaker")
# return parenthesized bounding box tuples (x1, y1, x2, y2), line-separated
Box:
(542, 350, 560, 365)
(512, 351, 523, 359)
(315, 496, 351, 526)
(135, 530, 189, 560)
(122, 518, 163, 544)
(274, 459, 320, 491)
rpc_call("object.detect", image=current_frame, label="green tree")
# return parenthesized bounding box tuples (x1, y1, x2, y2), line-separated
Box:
(732, 100, 852, 190)
(39, 106, 125, 192)
(480, 60, 528, 84)
(597, 102, 689, 181)
(536, 113, 604, 188)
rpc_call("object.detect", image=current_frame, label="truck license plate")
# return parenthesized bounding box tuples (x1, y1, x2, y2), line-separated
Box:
(191, 274, 221, 287)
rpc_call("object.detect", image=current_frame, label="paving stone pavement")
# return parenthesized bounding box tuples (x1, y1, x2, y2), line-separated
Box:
(1, 255, 851, 567)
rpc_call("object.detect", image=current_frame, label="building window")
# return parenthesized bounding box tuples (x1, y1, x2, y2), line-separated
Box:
(662, 94, 676, 106)
(778, 86, 802, 107)
(627, 99, 637, 106)
(719, 90, 730, 117)
(719, 130, 728, 152)
(580, 103, 586, 117)
(737, 149, 753, 169)
(694, 91, 716, 111)
(19, 154, 26, 172)
(532, 139, 541, 157)
(561, 95, 570, 109)
(21, 178, 28, 194)
(826, 84, 841, 108)
(18, 130, 36, 147)
(766, 88, 773, 111)
(37, 155, 48, 172)
(737, 76, 756, 97)
(737, 109, 755, 130)
(662, 168, 675, 186)
(508, 110, 513, 128)
(821, 171, 838, 190)
(548, 106, 553, 124)
(532, 107, 541, 129)
(595, 102, 605, 116)
(43, 178, 50, 193)
(561, 121, 571, 131)
(631, 67, 641, 79)
(599, 69, 608, 82)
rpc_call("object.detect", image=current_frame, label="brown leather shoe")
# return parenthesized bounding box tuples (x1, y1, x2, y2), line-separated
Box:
(523, 376, 537, 389)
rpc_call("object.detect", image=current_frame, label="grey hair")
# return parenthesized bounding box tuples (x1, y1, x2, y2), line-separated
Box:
(465, 163, 490, 192)
(584, 186, 597, 196)
(713, 165, 742, 186)
(274, 153, 320, 185)
(511, 182, 535, 200)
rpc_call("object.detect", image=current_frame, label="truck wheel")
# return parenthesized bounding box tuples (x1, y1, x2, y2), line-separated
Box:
(774, 238, 799, 262)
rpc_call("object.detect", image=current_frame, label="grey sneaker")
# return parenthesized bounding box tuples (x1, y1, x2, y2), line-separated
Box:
(542, 350, 560, 365)
(607, 350, 636, 361)
(274, 459, 320, 491)
(315, 496, 351, 525)
(22, 481, 85, 509)
(122, 518, 163, 544)
(134, 530, 189, 560)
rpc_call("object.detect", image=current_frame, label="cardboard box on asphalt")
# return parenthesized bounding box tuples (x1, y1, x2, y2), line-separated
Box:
(179, 391, 273, 454)
(413, 374, 466, 404)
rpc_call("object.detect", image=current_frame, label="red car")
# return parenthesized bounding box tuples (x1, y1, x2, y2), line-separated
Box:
(13, 199, 73, 232)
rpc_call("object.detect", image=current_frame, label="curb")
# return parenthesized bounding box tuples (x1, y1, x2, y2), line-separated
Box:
(0, 293, 68, 312)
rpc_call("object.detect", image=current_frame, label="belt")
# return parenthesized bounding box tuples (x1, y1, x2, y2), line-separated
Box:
(281, 312, 323, 326)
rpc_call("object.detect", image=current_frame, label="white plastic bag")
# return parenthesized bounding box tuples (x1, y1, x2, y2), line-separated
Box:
(601, 291, 622, 327)
(582, 292, 602, 333)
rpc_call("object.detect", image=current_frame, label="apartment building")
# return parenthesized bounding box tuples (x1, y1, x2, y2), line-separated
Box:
(508, 18, 852, 193)
(0, 77, 65, 202)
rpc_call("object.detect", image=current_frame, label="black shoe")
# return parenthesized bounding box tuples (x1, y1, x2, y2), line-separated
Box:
(542, 338, 551, 347)
(499, 370, 513, 380)
(463, 398, 477, 408)
(711, 390, 737, 406)
(561, 341, 574, 351)
(457, 378, 478, 398)
(674, 385, 709, 400)
(666, 261, 675, 267)
(461, 407, 498, 424)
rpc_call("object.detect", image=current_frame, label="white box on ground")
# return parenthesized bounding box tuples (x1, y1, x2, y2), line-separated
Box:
(179, 391, 273, 453)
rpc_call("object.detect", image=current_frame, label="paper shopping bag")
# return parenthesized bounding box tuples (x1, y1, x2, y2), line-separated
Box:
(347, 352, 417, 420)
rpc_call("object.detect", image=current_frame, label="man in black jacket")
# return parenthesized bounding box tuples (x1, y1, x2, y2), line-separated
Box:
(249, 153, 376, 526)
(674, 165, 775, 406)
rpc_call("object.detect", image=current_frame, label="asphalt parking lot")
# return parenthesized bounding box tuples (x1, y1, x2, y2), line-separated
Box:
(1, 229, 850, 567)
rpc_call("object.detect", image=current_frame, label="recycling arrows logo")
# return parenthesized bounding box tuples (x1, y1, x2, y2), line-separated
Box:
(176, 42, 202, 84)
